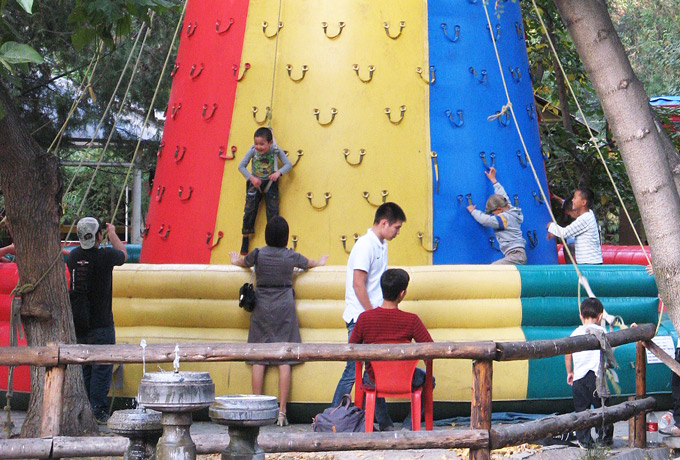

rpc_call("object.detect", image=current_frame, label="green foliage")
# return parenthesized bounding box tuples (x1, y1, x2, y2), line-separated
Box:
(521, 1, 632, 243)
(610, 0, 680, 96)
(68, 0, 175, 50)
(0, 0, 180, 235)
(519, 0, 680, 244)
(0, 41, 43, 68)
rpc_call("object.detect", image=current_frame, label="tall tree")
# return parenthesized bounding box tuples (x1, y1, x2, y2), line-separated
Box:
(0, 0, 174, 436)
(550, 0, 680, 327)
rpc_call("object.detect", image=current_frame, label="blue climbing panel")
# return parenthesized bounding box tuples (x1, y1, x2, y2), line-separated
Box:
(428, 0, 557, 264)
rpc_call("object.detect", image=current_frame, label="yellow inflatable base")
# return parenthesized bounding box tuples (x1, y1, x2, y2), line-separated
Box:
(113, 264, 528, 402)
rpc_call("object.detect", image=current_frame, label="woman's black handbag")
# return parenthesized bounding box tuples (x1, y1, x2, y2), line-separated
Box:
(239, 282, 256, 312)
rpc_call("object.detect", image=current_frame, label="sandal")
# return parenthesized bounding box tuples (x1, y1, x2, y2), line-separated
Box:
(276, 411, 288, 427)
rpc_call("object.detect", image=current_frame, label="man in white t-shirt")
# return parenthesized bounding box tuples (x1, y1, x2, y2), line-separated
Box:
(565, 297, 613, 447)
(330, 203, 406, 427)
(547, 188, 603, 264)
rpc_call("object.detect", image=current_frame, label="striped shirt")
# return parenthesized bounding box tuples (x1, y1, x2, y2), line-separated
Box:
(548, 209, 602, 264)
(350, 307, 433, 379)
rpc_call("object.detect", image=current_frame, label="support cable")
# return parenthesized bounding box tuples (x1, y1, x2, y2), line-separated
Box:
(480, 1, 603, 317)
(62, 21, 149, 200)
(110, 2, 189, 227)
(47, 41, 104, 154)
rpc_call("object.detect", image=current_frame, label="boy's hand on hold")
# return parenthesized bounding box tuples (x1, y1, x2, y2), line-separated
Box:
(484, 167, 497, 184)
(106, 223, 116, 234)
(249, 176, 262, 188)
(467, 204, 476, 213)
(268, 171, 282, 182)
(646, 265, 654, 275)
(318, 254, 329, 266)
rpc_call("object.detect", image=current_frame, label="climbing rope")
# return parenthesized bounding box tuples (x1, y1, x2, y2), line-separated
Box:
(109, 1, 189, 226)
(63, 18, 156, 247)
(528, 0, 661, 331)
(266, 0, 284, 128)
(480, 1, 595, 300)
(529, 0, 652, 269)
(63, 20, 151, 200)
(47, 41, 104, 155)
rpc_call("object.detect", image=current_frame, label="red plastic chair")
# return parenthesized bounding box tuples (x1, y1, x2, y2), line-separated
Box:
(355, 359, 433, 432)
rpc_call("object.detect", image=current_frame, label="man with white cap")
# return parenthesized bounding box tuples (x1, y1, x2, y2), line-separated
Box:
(66, 217, 127, 424)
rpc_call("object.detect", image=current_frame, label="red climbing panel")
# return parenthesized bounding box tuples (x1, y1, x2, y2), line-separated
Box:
(140, 0, 249, 263)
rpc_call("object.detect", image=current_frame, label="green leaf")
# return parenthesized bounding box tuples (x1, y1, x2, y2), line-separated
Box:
(71, 27, 96, 51)
(15, 0, 33, 14)
(0, 42, 43, 64)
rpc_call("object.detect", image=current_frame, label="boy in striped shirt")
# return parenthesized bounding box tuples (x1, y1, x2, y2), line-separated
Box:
(547, 188, 603, 264)
(350, 268, 433, 431)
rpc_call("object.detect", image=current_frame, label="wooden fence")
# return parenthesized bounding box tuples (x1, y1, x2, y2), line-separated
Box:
(0, 322, 673, 460)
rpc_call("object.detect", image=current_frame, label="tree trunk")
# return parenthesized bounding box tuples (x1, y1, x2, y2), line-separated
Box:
(0, 84, 97, 436)
(551, 0, 680, 328)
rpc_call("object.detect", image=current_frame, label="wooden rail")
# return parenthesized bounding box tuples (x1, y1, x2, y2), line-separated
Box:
(0, 323, 662, 460)
(0, 398, 655, 459)
(0, 341, 498, 366)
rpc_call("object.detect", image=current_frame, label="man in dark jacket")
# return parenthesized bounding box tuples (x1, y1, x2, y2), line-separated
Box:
(66, 217, 127, 424)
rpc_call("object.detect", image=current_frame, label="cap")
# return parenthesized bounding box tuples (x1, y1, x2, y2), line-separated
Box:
(77, 217, 100, 249)
(485, 194, 509, 214)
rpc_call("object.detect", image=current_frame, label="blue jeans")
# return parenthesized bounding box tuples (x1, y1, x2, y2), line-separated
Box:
(331, 321, 356, 407)
(82, 326, 115, 417)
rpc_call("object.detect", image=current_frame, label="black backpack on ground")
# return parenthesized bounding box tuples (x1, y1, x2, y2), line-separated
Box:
(312, 395, 365, 433)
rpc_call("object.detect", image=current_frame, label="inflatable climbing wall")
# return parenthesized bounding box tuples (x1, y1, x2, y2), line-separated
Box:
(141, 0, 557, 265)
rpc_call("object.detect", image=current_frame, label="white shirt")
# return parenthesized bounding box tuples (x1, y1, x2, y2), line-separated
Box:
(342, 228, 387, 323)
(548, 210, 603, 264)
(570, 324, 606, 381)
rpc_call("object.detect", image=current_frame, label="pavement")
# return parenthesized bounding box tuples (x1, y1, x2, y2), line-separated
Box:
(2, 410, 680, 459)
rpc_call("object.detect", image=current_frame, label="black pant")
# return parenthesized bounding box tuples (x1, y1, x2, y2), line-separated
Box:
(241, 180, 279, 234)
(572, 370, 613, 445)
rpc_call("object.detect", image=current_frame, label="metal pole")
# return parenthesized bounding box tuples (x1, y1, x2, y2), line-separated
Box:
(131, 167, 142, 244)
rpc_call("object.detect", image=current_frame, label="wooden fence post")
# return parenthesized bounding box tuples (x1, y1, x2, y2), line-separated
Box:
(627, 396, 635, 448)
(40, 365, 66, 437)
(470, 359, 492, 460)
(634, 341, 646, 448)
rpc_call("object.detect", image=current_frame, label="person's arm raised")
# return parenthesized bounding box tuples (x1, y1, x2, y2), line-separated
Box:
(106, 224, 128, 262)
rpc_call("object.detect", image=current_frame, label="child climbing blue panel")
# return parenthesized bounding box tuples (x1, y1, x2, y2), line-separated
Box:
(428, 0, 557, 264)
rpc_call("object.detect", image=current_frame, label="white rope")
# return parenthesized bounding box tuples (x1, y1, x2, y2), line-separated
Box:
(63, 22, 149, 200)
(47, 41, 104, 154)
(529, 0, 652, 269)
(110, 1, 189, 226)
(63, 17, 156, 245)
(266, 0, 284, 127)
(480, 1, 597, 301)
